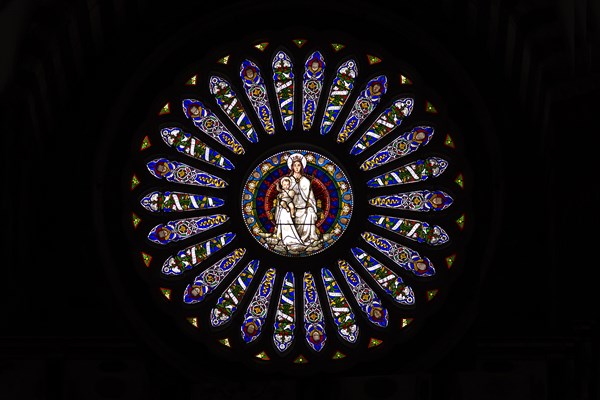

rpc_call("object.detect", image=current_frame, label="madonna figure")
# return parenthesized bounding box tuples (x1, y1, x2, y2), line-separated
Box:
(288, 153, 321, 248)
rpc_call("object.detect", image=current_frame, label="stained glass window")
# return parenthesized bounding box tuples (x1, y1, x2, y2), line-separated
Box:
(127, 36, 470, 372)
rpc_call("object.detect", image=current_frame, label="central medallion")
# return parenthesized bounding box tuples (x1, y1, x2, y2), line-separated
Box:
(242, 150, 353, 257)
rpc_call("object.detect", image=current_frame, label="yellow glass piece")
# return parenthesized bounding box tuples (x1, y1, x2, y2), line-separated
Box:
(367, 338, 382, 348)
(331, 43, 345, 52)
(185, 75, 197, 86)
(400, 74, 413, 85)
(217, 55, 230, 65)
(254, 42, 269, 51)
(160, 288, 172, 300)
(401, 318, 414, 328)
(187, 317, 198, 328)
(255, 351, 270, 360)
(219, 338, 231, 347)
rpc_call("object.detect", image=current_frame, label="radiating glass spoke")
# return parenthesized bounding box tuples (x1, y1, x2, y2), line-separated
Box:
(321, 268, 359, 343)
(161, 232, 236, 276)
(140, 191, 224, 213)
(274, 272, 296, 353)
(183, 248, 246, 304)
(209, 75, 258, 143)
(337, 75, 388, 143)
(146, 158, 227, 189)
(148, 214, 228, 244)
(337, 260, 388, 328)
(350, 97, 414, 155)
(210, 259, 260, 327)
(351, 248, 415, 305)
(369, 215, 449, 246)
(320, 59, 358, 135)
(369, 190, 453, 211)
(359, 126, 434, 171)
(366, 157, 448, 188)
(272, 51, 295, 131)
(302, 51, 325, 131)
(303, 272, 326, 352)
(160, 127, 234, 170)
(361, 232, 435, 277)
(182, 99, 245, 154)
(241, 268, 276, 343)
(240, 59, 275, 135)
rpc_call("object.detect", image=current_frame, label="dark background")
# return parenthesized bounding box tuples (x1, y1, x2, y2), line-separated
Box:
(1, 0, 598, 399)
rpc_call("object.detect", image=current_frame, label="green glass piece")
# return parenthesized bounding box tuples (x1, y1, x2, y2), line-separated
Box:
(293, 354, 308, 364)
(140, 136, 151, 150)
(255, 351, 270, 360)
(185, 75, 197, 86)
(444, 134, 455, 148)
(426, 289, 439, 301)
(332, 351, 346, 360)
(160, 288, 172, 300)
(130, 175, 139, 190)
(367, 54, 381, 65)
(254, 42, 269, 51)
(455, 173, 464, 188)
(368, 338, 382, 348)
(446, 254, 456, 268)
(292, 39, 307, 48)
(141, 252, 152, 267)
(400, 74, 413, 85)
(331, 43, 345, 52)
(425, 101, 437, 113)
(401, 318, 414, 328)
(132, 212, 141, 228)
(158, 103, 170, 115)
(456, 214, 465, 230)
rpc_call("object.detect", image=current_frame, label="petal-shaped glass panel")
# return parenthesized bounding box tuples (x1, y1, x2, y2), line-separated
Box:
(183, 248, 246, 304)
(302, 51, 326, 131)
(161, 232, 236, 276)
(148, 214, 228, 244)
(241, 268, 276, 343)
(146, 158, 227, 189)
(240, 59, 275, 135)
(182, 99, 245, 154)
(209, 75, 259, 143)
(160, 127, 234, 170)
(320, 59, 358, 135)
(350, 97, 414, 155)
(272, 50, 295, 131)
(337, 75, 388, 143)
(359, 126, 434, 171)
(361, 232, 436, 277)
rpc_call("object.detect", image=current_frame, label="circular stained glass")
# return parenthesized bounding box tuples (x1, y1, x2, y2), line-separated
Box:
(121, 33, 475, 374)
(242, 150, 352, 257)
